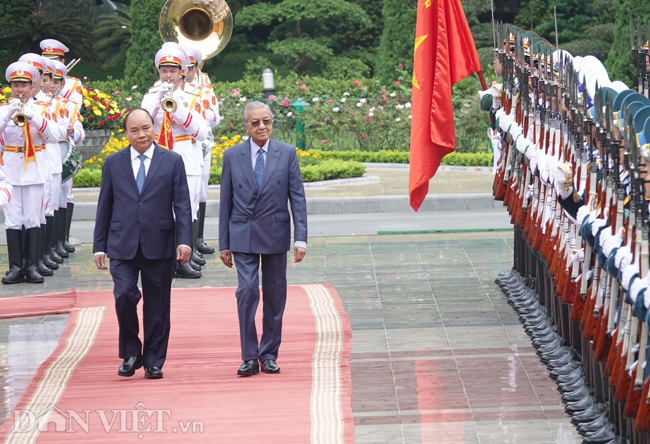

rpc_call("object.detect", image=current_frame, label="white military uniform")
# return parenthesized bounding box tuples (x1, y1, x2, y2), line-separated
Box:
(0, 96, 58, 229)
(196, 70, 220, 202)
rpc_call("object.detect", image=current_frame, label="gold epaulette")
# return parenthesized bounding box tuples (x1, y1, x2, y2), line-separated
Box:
(35, 100, 50, 106)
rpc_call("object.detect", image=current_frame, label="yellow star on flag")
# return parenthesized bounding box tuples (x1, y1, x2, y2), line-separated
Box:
(413, 35, 428, 90)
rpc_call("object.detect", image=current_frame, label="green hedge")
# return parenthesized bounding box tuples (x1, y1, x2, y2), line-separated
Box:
(310, 150, 492, 166)
(74, 169, 103, 188)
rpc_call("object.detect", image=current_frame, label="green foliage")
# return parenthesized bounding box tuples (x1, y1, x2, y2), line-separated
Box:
(94, 7, 131, 69)
(605, 0, 649, 86)
(0, 4, 95, 71)
(375, 0, 417, 83)
(73, 169, 103, 188)
(124, 0, 165, 89)
(206, 160, 365, 185)
(441, 152, 493, 166)
(236, 0, 372, 75)
(312, 149, 410, 163)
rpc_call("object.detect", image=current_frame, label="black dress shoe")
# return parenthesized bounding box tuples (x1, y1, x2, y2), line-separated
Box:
(238, 359, 260, 376)
(176, 261, 201, 278)
(118, 355, 143, 377)
(145, 366, 163, 379)
(260, 359, 280, 374)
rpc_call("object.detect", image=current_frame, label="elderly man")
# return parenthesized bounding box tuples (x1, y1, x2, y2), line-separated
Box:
(219, 102, 308, 376)
(93, 108, 193, 379)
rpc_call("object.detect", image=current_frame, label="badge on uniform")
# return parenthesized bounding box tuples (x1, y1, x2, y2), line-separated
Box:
(195, 103, 201, 113)
(203, 100, 210, 109)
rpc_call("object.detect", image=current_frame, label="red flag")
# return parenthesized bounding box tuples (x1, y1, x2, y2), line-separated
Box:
(409, 0, 485, 211)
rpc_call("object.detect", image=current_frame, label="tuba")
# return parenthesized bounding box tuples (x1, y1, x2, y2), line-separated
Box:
(159, 0, 233, 63)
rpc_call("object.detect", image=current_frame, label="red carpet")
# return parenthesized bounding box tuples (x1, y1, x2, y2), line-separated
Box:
(0, 290, 77, 319)
(0, 285, 354, 444)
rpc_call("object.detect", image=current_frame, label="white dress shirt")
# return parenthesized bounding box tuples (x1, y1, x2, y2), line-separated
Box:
(221, 138, 306, 252)
(95, 144, 190, 256)
(131, 144, 155, 179)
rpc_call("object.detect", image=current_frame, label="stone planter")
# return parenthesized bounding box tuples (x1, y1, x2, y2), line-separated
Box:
(75, 129, 111, 160)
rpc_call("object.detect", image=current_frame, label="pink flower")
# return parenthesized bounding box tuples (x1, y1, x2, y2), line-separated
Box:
(227, 122, 231, 126)
(361, 85, 366, 89)
(269, 95, 276, 100)
(364, 116, 370, 120)
(296, 82, 300, 85)
(114, 91, 120, 95)
(327, 99, 333, 104)
(354, 80, 360, 86)
(395, 81, 401, 86)
(350, 132, 355, 136)
(398, 63, 404, 67)
(322, 140, 327, 144)
(361, 134, 366, 139)
(383, 98, 388, 103)
(381, 88, 386, 94)
(232, 88, 240, 96)
(282, 98, 289, 107)
(300, 84, 306, 90)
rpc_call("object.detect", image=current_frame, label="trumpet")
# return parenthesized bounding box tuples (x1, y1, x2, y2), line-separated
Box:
(13, 94, 28, 128)
(161, 82, 177, 113)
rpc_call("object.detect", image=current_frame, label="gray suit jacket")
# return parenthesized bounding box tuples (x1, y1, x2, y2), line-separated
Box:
(218, 138, 307, 254)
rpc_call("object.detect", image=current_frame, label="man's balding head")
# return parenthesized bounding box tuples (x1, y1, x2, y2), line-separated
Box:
(124, 109, 155, 154)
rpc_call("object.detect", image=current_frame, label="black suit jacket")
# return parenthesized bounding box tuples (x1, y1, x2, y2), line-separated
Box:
(93, 143, 193, 260)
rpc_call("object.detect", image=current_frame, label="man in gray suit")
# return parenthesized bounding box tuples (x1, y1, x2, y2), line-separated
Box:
(219, 102, 308, 376)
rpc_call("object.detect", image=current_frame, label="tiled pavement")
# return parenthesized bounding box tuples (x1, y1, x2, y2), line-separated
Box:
(0, 232, 582, 443)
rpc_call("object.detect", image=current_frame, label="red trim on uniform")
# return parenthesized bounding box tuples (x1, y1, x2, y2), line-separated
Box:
(42, 48, 65, 56)
(63, 89, 72, 99)
(39, 119, 47, 133)
(10, 71, 34, 82)
(192, 129, 200, 138)
(183, 113, 192, 128)
(1, 188, 11, 203)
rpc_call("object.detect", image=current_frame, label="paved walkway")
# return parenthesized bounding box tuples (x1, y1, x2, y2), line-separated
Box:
(0, 232, 580, 443)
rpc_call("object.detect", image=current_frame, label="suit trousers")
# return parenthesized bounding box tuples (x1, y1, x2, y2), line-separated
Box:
(110, 245, 175, 368)
(233, 252, 288, 362)
(4, 184, 44, 230)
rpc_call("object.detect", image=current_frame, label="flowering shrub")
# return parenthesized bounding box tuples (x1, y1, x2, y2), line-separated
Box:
(78, 87, 123, 132)
(82, 135, 129, 170)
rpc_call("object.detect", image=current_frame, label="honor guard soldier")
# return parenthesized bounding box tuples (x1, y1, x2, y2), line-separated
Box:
(0, 62, 59, 284)
(51, 60, 83, 257)
(183, 44, 220, 256)
(141, 46, 209, 278)
(40, 39, 82, 248)
(18, 53, 65, 277)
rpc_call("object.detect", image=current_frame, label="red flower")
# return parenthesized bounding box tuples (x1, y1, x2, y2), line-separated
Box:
(383, 98, 388, 103)
(361, 134, 366, 139)
(321, 140, 327, 144)
(93, 97, 99, 101)
(114, 112, 121, 117)
(350, 132, 355, 136)
(101, 101, 107, 106)
(227, 122, 231, 126)
(99, 120, 105, 126)
(395, 81, 401, 86)
(87, 115, 92, 120)
(85, 87, 91, 92)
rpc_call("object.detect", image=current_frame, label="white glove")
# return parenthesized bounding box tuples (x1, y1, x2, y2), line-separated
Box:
(602, 228, 623, 257)
(576, 206, 590, 227)
(1, 100, 21, 121)
(621, 259, 638, 291)
(629, 274, 649, 305)
(156, 82, 174, 101)
(569, 248, 585, 265)
(22, 103, 34, 119)
(515, 136, 530, 155)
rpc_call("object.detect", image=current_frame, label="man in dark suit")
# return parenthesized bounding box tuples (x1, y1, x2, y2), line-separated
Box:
(93, 108, 193, 380)
(219, 101, 308, 376)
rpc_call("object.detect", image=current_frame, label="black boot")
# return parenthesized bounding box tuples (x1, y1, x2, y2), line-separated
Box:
(43, 218, 59, 270)
(197, 202, 214, 254)
(175, 260, 201, 278)
(47, 215, 63, 263)
(54, 210, 69, 258)
(2, 229, 24, 284)
(24, 227, 44, 284)
(191, 220, 206, 266)
(38, 224, 53, 276)
(63, 202, 75, 252)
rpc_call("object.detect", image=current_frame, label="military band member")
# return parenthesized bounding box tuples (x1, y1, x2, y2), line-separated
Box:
(183, 45, 220, 255)
(0, 62, 59, 284)
(40, 39, 82, 251)
(141, 46, 209, 278)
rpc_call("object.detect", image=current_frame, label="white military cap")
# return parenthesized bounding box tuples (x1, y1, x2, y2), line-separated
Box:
(181, 44, 202, 66)
(5, 61, 39, 83)
(44, 58, 56, 76)
(18, 53, 48, 74)
(155, 45, 190, 69)
(52, 60, 68, 82)
(40, 39, 69, 58)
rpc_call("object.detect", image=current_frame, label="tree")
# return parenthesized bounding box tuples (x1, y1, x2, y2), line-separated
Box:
(124, 0, 165, 88)
(375, 0, 417, 83)
(35, 0, 96, 22)
(0, 2, 95, 73)
(605, 0, 649, 86)
(235, 0, 372, 74)
(94, 8, 131, 69)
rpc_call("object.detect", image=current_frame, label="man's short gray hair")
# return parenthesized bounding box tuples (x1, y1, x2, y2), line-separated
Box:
(242, 101, 274, 124)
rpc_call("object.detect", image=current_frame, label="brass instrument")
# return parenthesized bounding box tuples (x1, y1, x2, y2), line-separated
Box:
(161, 82, 177, 113)
(159, 0, 233, 62)
(66, 58, 81, 73)
(13, 94, 28, 128)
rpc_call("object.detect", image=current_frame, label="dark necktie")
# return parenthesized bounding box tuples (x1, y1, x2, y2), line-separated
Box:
(136, 154, 146, 193)
(254, 147, 265, 190)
